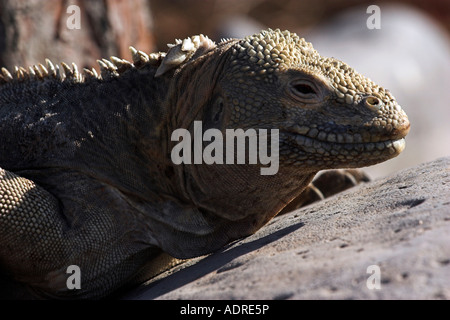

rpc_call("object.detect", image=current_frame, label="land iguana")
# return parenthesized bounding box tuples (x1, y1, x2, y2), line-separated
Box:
(0, 29, 410, 299)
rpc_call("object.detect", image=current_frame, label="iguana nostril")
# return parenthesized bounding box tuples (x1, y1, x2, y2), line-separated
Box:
(365, 96, 381, 109)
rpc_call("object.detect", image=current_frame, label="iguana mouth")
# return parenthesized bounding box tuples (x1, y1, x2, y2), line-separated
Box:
(285, 130, 406, 158)
(284, 118, 409, 158)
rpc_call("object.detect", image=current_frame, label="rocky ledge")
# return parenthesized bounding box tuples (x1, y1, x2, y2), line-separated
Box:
(125, 157, 450, 300)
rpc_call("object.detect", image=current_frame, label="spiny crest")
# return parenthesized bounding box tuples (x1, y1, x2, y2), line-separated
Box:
(155, 34, 216, 77)
(0, 48, 165, 85)
(0, 33, 216, 85)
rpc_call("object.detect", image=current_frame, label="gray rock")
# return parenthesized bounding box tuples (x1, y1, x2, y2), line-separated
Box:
(125, 157, 450, 300)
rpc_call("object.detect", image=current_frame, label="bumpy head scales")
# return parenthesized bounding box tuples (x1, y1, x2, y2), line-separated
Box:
(230, 28, 403, 110)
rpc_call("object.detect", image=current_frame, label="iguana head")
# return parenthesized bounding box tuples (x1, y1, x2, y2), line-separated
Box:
(161, 29, 409, 217)
(220, 29, 410, 170)
(161, 29, 409, 172)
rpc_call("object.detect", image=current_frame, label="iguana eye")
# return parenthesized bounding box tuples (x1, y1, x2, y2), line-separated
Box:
(289, 80, 319, 101)
(293, 83, 316, 95)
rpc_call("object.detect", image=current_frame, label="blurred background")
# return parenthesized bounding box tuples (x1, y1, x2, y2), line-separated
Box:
(0, 0, 449, 179)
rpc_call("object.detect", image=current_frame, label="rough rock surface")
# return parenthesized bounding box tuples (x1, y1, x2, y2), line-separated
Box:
(125, 157, 450, 300)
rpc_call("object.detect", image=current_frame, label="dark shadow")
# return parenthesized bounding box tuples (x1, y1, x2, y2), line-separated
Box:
(0, 272, 36, 300)
(125, 220, 305, 299)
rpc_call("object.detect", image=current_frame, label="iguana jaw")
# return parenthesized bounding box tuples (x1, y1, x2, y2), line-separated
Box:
(283, 131, 407, 169)
(280, 97, 410, 169)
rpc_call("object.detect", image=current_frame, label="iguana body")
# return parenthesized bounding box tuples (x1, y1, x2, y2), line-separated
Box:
(0, 29, 410, 298)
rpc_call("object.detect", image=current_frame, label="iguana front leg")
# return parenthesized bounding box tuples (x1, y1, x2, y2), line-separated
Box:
(0, 168, 69, 295)
(0, 168, 158, 298)
(279, 169, 370, 214)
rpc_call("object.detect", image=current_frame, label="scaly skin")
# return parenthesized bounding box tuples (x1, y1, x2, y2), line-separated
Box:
(0, 29, 409, 298)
